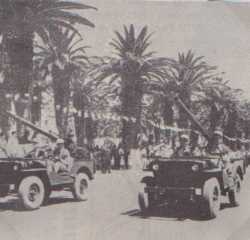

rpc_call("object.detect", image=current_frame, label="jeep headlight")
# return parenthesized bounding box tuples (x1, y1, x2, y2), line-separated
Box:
(191, 164, 200, 172)
(152, 164, 159, 171)
(13, 164, 19, 171)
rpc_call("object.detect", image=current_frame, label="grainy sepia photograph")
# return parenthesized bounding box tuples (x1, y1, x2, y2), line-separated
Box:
(1, 0, 250, 240)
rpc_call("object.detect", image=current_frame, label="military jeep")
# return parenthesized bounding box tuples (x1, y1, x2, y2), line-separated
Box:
(138, 156, 244, 219)
(0, 146, 94, 210)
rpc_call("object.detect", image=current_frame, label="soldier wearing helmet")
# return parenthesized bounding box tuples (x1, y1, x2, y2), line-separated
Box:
(53, 138, 74, 173)
(208, 130, 231, 156)
(172, 133, 191, 157)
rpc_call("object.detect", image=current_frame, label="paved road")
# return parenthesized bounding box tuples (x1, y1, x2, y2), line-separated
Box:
(1, 169, 250, 240)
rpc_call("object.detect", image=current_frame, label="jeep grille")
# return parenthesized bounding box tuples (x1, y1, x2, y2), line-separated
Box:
(155, 161, 202, 187)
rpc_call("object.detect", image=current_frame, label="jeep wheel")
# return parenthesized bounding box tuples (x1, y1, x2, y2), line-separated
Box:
(202, 178, 221, 219)
(228, 174, 241, 207)
(72, 173, 89, 201)
(18, 176, 45, 210)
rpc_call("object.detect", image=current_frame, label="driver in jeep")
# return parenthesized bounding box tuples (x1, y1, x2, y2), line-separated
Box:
(53, 138, 74, 173)
(172, 134, 191, 157)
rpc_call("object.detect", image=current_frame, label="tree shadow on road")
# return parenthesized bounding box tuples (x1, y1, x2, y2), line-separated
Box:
(121, 205, 194, 222)
(44, 196, 86, 206)
(122, 202, 235, 222)
(0, 196, 85, 212)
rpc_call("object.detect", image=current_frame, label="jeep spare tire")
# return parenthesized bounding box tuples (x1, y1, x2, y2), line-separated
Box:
(72, 173, 89, 201)
(203, 178, 221, 219)
(18, 176, 45, 210)
(228, 173, 241, 207)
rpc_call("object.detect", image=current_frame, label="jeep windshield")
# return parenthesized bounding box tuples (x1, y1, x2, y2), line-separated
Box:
(147, 155, 221, 170)
(149, 156, 219, 161)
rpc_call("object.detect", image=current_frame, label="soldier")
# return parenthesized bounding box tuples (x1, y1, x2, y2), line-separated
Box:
(207, 130, 232, 168)
(124, 145, 130, 169)
(172, 134, 191, 157)
(207, 130, 231, 156)
(64, 131, 75, 152)
(154, 138, 173, 158)
(100, 144, 112, 174)
(53, 138, 74, 173)
(207, 130, 236, 196)
(19, 129, 37, 145)
(245, 140, 250, 165)
(190, 133, 206, 157)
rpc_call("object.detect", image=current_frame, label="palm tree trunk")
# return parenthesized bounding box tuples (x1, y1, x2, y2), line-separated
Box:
(52, 66, 70, 137)
(0, 87, 11, 137)
(163, 100, 174, 139)
(121, 75, 143, 149)
(178, 91, 191, 129)
(224, 110, 238, 138)
(0, 36, 11, 137)
(72, 89, 86, 147)
(85, 116, 94, 145)
(74, 110, 85, 146)
(209, 105, 225, 133)
(30, 84, 42, 124)
(5, 30, 34, 137)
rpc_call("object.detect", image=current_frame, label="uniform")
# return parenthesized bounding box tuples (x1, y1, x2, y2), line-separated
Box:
(207, 142, 235, 189)
(173, 145, 191, 157)
(54, 147, 73, 173)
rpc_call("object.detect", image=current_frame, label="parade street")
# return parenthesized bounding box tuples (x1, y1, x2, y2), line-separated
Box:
(0, 168, 250, 240)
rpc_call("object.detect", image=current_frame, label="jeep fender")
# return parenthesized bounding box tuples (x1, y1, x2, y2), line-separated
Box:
(76, 167, 93, 180)
(140, 176, 155, 186)
(17, 170, 50, 190)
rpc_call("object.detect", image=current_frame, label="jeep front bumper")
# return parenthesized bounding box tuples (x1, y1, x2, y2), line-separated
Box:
(145, 186, 202, 201)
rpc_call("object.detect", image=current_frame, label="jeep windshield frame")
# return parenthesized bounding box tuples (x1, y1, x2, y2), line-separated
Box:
(149, 156, 220, 161)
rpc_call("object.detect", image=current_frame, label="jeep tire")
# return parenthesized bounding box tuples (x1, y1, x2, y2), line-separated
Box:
(228, 173, 241, 207)
(72, 173, 89, 201)
(18, 176, 45, 210)
(202, 178, 221, 219)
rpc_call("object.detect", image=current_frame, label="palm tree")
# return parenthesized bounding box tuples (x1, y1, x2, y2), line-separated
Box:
(162, 50, 217, 129)
(72, 70, 108, 146)
(149, 50, 217, 143)
(29, 60, 49, 125)
(90, 25, 168, 148)
(35, 28, 90, 137)
(197, 77, 242, 137)
(0, 42, 11, 137)
(0, 0, 96, 126)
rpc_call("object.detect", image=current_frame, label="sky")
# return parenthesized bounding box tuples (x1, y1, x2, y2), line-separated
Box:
(72, 0, 250, 99)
